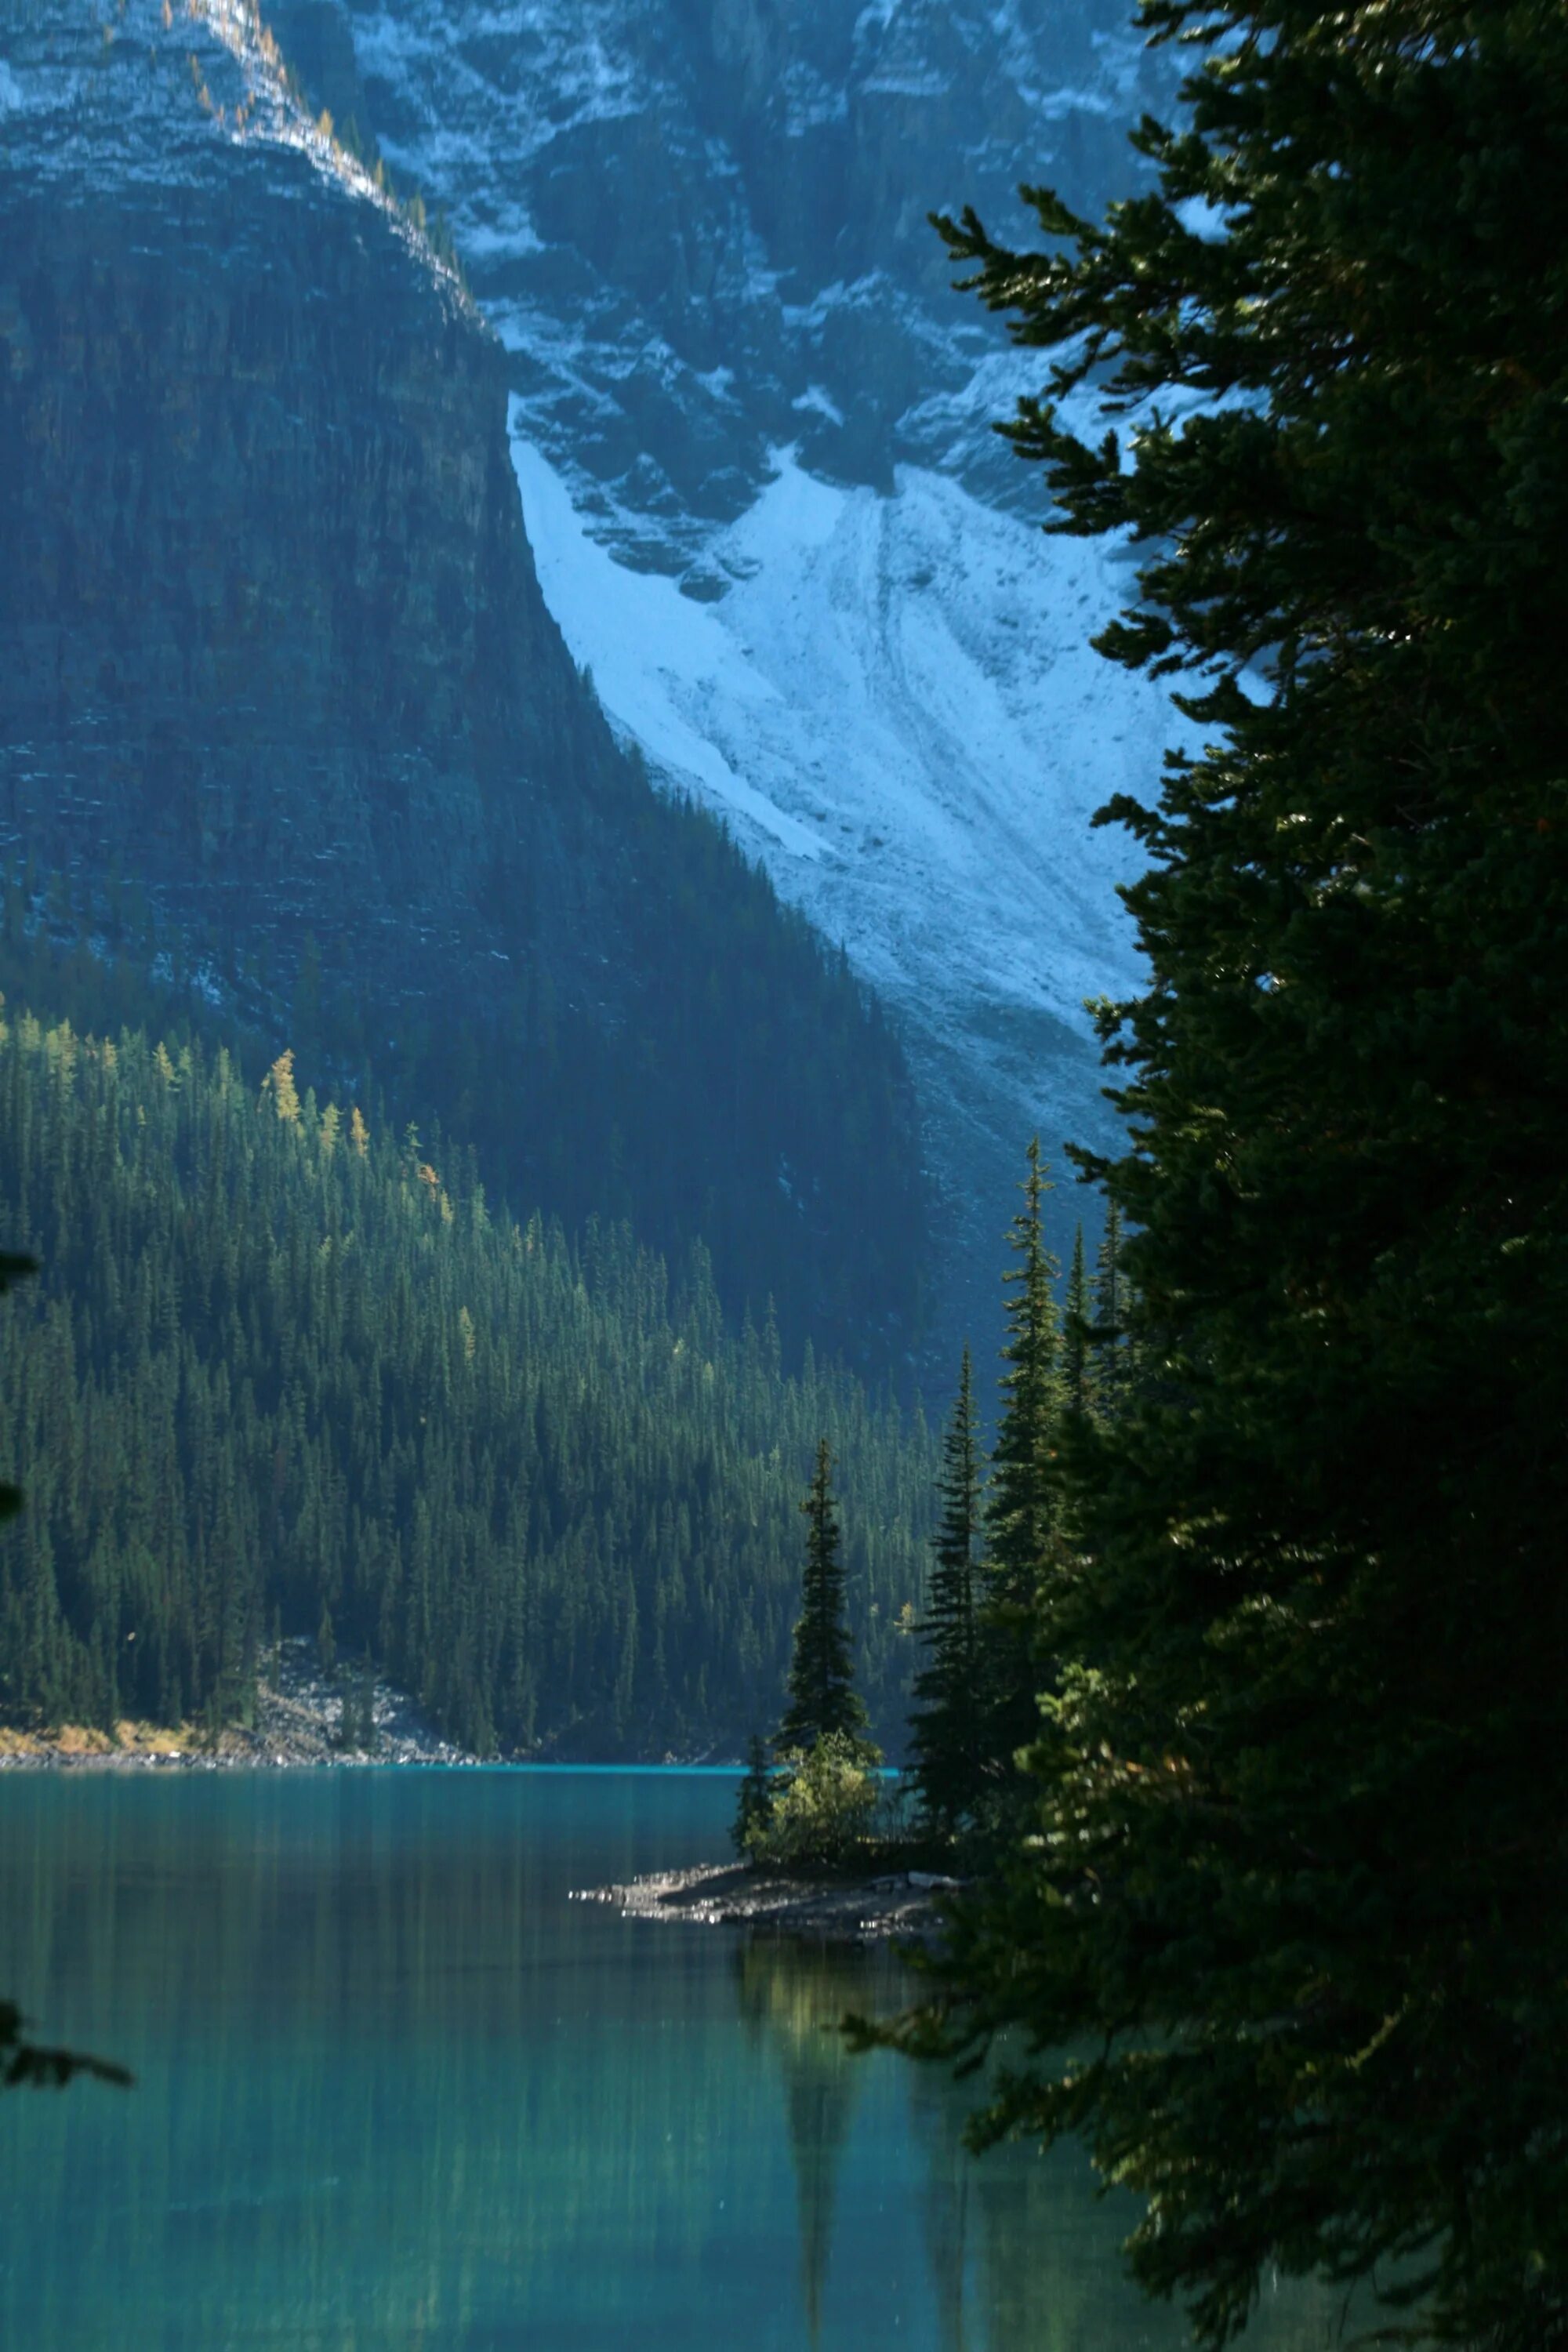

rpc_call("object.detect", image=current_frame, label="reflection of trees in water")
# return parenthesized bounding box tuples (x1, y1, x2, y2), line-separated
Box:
(735, 1937, 1341, 2352)
(906, 2060, 1343, 2352)
(735, 1941, 879, 2348)
(734, 1939, 1073, 2352)
(904, 2061, 1083, 2352)
(2, 1783, 767, 2349)
(908, 2053, 1190, 2352)
(973, 2161, 1083, 2352)
(905, 2062, 969, 2352)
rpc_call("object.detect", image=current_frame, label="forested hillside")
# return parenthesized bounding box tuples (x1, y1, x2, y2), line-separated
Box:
(5, 809, 925, 1374)
(0, 1005, 935, 1756)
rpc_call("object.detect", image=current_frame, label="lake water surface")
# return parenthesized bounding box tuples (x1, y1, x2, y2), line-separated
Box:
(0, 1770, 1333, 2350)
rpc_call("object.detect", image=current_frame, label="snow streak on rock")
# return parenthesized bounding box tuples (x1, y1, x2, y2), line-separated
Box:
(511, 434, 1167, 1059)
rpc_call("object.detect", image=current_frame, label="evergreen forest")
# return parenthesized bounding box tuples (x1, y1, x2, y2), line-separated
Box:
(0, 999, 935, 1755)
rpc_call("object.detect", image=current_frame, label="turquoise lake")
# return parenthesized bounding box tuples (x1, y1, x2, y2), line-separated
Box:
(0, 1770, 1335, 2350)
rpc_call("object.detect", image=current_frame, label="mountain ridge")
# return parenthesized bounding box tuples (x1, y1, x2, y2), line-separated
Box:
(0, 0, 927, 1363)
(272, 0, 1186, 1348)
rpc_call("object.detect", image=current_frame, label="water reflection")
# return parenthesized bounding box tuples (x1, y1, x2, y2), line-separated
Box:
(734, 1937, 1062, 2352)
(728, 1936, 1340, 2352)
(736, 1941, 873, 2344)
(906, 2059, 971, 2352)
(0, 1775, 1338, 2352)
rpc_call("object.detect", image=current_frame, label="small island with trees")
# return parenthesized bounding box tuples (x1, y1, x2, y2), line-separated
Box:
(584, 1144, 1124, 1940)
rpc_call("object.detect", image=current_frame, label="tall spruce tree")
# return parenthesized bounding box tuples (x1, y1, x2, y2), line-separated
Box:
(1060, 1225, 1091, 1421)
(1091, 1197, 1128, 1415)
(778, 1439, 869, 1754)
(908, 1348, 985, 1834)
(884, 5, 1568, 2347)
(977, 1138, 1060, 1788)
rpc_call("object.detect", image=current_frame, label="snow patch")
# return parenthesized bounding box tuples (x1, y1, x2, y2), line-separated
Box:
(510, 426, 1186, 1068)
(792, 383, 846, 428)
(510, 428, 824, 862)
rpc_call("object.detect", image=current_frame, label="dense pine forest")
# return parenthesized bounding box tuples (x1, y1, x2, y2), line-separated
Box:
(0, 1000, 935, 1754)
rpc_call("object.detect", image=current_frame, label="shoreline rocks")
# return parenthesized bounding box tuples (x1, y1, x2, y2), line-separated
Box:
(0, 1642, 474, 1772)
(573, 1860, 964, 1947)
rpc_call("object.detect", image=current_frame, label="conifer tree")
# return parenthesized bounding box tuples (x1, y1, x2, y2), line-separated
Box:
(977, 1138, 1059, 1784)
(888, 4, 1568, 2344)
(267, 1047, 300, 1124)
(732, 1732, 776, 1861)
(1060, 1225, 1091, 1421)
(908, 1348, 984, 1835)
(0, 1250, 32, 1529)
(1091, 1199, 1127, 1415)
(777, 1439, 869, 1755)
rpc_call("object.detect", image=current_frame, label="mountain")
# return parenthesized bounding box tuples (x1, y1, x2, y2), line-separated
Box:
(0, 0, 925, 1363)
(262, 0, 1189, 1351)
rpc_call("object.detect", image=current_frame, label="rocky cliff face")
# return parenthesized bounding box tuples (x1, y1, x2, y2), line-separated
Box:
(2, 3, 623, 990)
(312, 0, 1174, 556)
(0, 0, 926, 1360)
(271, 0, 1186, 1357)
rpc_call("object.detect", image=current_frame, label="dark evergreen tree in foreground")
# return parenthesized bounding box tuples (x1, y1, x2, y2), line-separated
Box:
(908, 1348, 985, 1833)
(1091, 1199, 1129, 1416)
(777, 1440, 869, 1755)
(879, 4, 1568, 2348)
(909, 1196, 1144, 1841)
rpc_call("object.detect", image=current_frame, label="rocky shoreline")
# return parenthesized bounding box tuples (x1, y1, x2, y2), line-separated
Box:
(572, 1860, 964, 1947)
(0, 1642, 475, 1771)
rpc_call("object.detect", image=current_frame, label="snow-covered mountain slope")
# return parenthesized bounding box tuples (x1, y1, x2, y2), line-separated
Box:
(264, 0, 1189, 1355)
(512, 437, 1163, 1063)
(511, 430, 1180, 1345)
